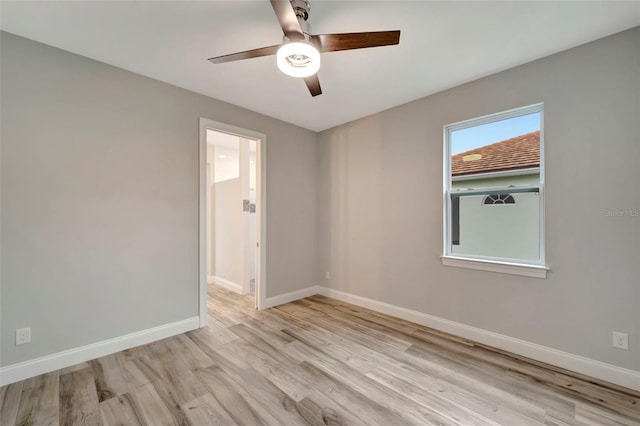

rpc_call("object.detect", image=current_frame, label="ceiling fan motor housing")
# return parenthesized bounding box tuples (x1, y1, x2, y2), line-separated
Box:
(291, 0, 311, 21)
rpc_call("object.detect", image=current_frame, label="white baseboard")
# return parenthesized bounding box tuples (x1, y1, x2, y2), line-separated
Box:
(211, 276, 243, 294)
(0, 316, 200, 387)
(262, 285, 320, 309)
(316, 287, 640, 392)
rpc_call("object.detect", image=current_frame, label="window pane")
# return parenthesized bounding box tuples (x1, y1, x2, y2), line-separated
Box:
(445, 105, 543, 264)
(483, 194, 516, 205)
(450, 112, 540, 156)
(452, 197, 460, 245)
(451, 191, 540, 261)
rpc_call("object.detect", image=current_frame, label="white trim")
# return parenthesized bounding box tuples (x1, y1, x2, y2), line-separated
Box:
(316, 287, 640, 391)
(199, 118, 267, 317)
(446, 103, 545, 131)
(262, 286, 320, 309)
(256, 131, 267, 310)
(538, 107, 546, 264)
(441, 256, 548, 278)
(212, 276, 244, 294)
(0, 317, 199, 387)
(451, 184, 539, 197)
(452, 167, 540, 182)
(199, 118, 208, 327)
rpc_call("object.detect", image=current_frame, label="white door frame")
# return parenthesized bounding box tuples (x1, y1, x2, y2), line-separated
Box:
(199, 118, 267, 326)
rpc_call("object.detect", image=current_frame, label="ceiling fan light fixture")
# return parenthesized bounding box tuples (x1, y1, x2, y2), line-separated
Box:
(277, 41, 320, 78)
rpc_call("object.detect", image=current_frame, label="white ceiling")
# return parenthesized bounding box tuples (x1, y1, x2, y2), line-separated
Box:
(1, 1, 638, 132)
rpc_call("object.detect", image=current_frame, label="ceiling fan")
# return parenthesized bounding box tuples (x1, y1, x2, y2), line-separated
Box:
(208, 0, 401, 97)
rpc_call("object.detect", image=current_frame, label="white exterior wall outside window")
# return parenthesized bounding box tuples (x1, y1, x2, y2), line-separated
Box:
(453, 174, 540, 260)
(442, 104, 548, 278)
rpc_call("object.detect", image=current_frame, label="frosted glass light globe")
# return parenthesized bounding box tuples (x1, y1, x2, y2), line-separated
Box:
(277, 41, 320, 78)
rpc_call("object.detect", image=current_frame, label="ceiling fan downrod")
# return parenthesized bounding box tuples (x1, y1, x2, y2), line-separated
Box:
(289, 0, 312, 40)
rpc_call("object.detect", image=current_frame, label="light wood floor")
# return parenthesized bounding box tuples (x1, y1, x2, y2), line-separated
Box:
(1, 285, 639, 426)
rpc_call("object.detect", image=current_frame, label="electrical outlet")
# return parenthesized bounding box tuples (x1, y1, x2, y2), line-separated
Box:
(16, 328, 31, 345)
(325, 271, 331, 280)
(613, 332, 629, 350)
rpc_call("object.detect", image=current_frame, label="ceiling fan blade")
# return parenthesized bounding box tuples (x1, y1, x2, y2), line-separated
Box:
(208, 44, 280, 64)
(304, 74, 322, 97)
(270, 0, 305, 40)
(311, 30, 400, 53)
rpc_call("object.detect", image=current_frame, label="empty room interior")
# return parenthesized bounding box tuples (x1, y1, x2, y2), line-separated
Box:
(1, 1, 639, 425)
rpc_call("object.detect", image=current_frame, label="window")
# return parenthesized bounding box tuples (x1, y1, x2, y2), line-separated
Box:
(443, 104, 547, 277)
(483, 194, 515, 205)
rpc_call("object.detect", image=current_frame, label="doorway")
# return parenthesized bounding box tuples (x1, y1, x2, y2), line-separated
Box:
(199, 119, 266, 326)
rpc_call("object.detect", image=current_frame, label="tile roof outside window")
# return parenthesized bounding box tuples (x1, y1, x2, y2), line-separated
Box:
(451, 131, 540, 176)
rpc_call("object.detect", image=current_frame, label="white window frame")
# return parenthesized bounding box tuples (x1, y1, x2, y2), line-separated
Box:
(442, 103, 548, 278)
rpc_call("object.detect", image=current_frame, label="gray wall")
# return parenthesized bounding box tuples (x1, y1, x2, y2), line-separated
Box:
(0, 32, 318, 366)
(318, 28, 639, 371)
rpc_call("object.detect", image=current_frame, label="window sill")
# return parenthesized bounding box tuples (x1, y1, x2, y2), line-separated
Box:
(441, 256, 548, 279)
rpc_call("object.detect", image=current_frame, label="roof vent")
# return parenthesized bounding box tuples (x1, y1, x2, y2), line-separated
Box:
(462, 154, 482, 162)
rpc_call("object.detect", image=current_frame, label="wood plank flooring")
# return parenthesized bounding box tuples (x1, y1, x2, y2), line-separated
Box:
(1, 284, 639, 425)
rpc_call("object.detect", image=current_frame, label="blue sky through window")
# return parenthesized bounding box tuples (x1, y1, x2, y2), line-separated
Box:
(451, 112, 540, 155)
